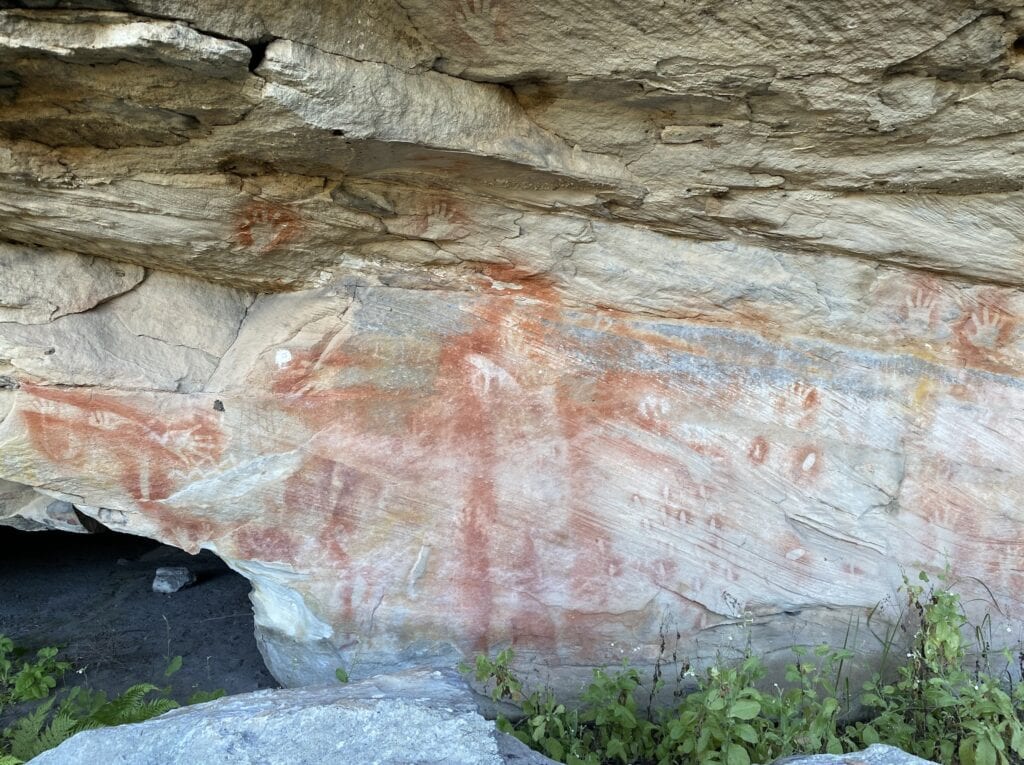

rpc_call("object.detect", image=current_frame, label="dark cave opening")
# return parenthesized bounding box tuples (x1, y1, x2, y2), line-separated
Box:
(0, 524, 277, 705)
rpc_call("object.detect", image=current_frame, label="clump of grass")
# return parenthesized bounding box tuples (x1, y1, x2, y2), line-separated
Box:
(466, 570, 1024, 765)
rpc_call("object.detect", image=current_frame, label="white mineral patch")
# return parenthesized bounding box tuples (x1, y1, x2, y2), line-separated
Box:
(228, 559, 332, 642)
(274, 349, 293, 368)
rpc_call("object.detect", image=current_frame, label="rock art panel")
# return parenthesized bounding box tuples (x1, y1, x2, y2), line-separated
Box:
(0, 0, 1023, 698)
(1, 264, 1021, 691)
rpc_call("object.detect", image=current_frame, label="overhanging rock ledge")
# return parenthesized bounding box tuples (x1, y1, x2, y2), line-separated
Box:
(1, 1, 1022, 694)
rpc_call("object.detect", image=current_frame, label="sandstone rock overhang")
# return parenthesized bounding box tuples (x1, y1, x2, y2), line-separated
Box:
(0, 1, 1022, 694)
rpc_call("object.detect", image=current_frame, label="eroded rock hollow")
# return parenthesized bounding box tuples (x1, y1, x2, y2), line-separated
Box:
(1, 1, 1023, 692)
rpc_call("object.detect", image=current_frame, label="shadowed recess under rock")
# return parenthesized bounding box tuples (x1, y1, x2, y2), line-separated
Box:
(0, 526, 277, 701)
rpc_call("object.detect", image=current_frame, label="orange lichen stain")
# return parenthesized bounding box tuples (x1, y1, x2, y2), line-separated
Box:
(951, 292, 1015, 368)
(233, 200, 301, 254)
(748, 436, 770, 466)
(474, 263, 562, 305)
(19, 385, 227, 550)
(792, 445, 822, 483)
(685, 439, 728, 460)
(795, 383, 820, 411)
(406, 197, 474, 240)
(841, 562, 866, 577)
(508, 532, 559, 651)
(897, 277, 943, 329)
(911, 378, 934, 409)
(230, 526, 300, 563)
(269, 327, 358, 396)
(421, 287, 544, 649)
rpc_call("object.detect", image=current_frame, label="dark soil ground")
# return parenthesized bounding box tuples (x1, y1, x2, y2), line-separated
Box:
(0, 525, 278, 714)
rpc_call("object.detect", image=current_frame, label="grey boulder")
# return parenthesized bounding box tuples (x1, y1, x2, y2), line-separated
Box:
(27, 669, 559, 765)
(151, 566, 196, 594)
(766, 744, 938, 765)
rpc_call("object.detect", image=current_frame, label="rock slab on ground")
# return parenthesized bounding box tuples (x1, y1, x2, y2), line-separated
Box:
(26, 669, 558, 765)
(151, 566, 196, 594)
(767, 744, 938, 765)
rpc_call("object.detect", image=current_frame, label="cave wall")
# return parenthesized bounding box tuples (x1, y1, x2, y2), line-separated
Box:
(1, 1, 1022, 690)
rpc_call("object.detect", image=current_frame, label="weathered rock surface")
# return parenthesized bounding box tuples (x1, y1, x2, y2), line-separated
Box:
(27, 669, 558, 765)
(1, 1, 1022, 693)
(0, 479, 87, 533)
(765, 745, 937, 765)
(151, 565, 195, 593)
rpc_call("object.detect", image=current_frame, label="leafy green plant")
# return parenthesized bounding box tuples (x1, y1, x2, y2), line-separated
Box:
(0, 638, 70, 708)
(465, 648, 522, 702)
(578, 663, 658, 763)
(770, 643, 851, 757)
(845, 571, 1024, 765)
(0, 638, 224, 763)
(465, 570, 1023, 765)
(659, 652, 781, 765)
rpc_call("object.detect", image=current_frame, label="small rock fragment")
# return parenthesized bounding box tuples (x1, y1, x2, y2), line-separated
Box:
(152, 566, 196, 594)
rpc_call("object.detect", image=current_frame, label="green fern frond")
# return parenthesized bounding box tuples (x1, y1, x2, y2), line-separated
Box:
(6, 704, 92, 761)
(88, 683, 157, 726)
(34, 711, 79, 756)
(87, 684, 178, 727)
(6, 698, 53, 761)
(136, 698, 178, 721)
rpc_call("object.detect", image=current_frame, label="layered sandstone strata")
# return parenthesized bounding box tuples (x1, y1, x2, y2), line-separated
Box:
(1, 2, 1022, 691)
